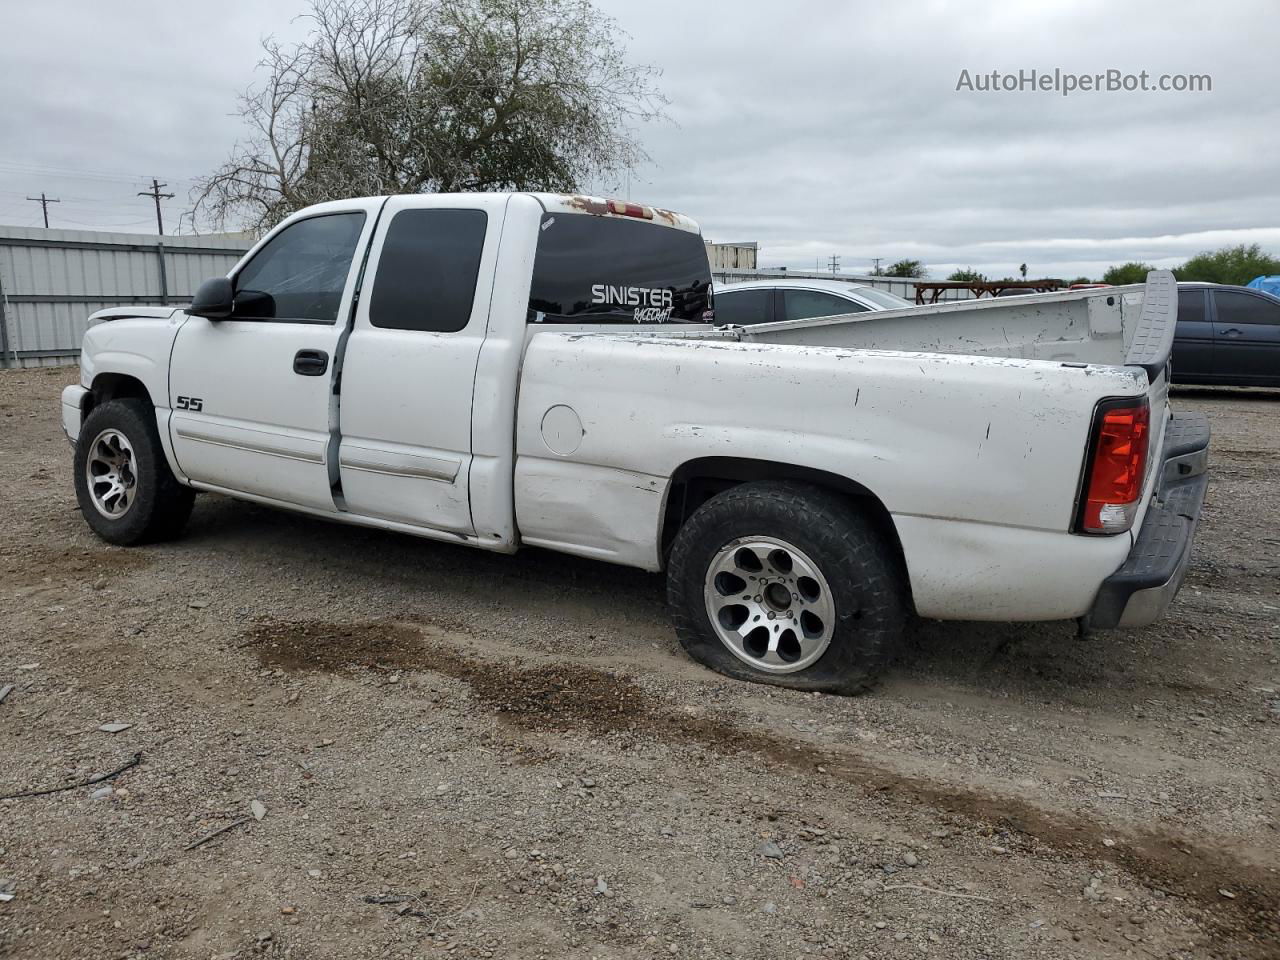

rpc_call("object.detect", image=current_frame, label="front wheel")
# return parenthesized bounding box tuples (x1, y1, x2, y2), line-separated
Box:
(666, 481, 907, 695)
(73, 398, 194, 545)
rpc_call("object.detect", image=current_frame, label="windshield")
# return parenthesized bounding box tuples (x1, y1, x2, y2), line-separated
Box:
(528, 213, 713, 324)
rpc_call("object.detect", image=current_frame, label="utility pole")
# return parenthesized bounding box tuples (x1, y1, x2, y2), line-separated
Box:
(871, 257, 882, 276)
(26, 193, 60, 228)
(828, 254, 840, 275)
(137, 178, 175, 235)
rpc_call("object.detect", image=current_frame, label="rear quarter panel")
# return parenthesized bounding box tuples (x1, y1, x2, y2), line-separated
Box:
(515, 334, 1147, 619)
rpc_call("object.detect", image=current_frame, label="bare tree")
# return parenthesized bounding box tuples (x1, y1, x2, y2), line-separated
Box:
(191, 0, 667, 233)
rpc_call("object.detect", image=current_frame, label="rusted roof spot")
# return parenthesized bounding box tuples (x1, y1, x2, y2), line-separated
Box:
(566, 195, 610, 216)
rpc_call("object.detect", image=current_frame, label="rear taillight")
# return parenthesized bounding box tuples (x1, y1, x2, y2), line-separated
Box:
(1076, 397, 1151, 534)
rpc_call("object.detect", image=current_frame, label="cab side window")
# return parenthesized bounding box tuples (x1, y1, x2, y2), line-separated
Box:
(1214, 290, 1280, 326)
(232, 212, 366, 323)
(782, 290, 866, 322)
(714, 289, 772, 325)
(1177, 289, 1206, 326)
(370, 209, 489, 333)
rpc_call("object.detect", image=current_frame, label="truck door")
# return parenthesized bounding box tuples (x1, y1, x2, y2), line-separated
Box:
(1210, 288, 1280, 385)
(167, 202, 381, 511)
(336, 194, 508, 534)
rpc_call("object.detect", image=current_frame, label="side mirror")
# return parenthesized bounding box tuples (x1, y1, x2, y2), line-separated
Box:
(188, 277, 235, 319)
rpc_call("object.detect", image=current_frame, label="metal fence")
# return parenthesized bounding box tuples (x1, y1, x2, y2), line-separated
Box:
(0, 225, 250, 368)
(713, 268, 979, 302)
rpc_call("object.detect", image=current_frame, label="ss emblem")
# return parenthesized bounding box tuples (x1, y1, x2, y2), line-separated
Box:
(176, 396, 204, 412)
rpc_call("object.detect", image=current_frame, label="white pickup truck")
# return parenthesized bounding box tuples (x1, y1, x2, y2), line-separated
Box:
(61, 193, 1209, 693)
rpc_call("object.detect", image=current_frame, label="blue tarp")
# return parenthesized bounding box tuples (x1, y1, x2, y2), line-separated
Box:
(1246, 275, 1280, 297)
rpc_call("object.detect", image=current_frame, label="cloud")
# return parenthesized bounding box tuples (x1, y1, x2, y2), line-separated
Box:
(1, 0, 1276, 278)
(593, 0, 1280, 277)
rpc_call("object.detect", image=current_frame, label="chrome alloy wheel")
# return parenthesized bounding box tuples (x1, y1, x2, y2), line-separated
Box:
(703, 536, 836, 673)
(85, 428, 138, 519)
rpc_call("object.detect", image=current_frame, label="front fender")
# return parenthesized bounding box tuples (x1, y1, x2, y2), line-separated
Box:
(81, 311, 187, 408)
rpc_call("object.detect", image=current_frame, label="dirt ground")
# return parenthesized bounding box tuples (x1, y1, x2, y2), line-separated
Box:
(0, 365, 1276, 960)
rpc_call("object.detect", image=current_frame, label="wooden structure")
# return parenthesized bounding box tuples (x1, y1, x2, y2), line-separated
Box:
(912, 279, 1064, 305)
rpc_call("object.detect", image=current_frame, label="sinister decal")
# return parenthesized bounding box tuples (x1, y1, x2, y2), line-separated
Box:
(590, 284, 674, 323)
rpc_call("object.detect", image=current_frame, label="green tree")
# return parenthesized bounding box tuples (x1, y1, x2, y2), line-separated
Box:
(1102, 262, 1155, 285)
(1174, 244, 1280, 285)
(193, 0, 667, 232)
(885, 259, 927, 279)
(1069, 276, 1093, 285)
(947, 268, 986, 283)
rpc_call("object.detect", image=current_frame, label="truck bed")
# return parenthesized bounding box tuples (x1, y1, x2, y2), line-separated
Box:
(514, 273, 1180, 623)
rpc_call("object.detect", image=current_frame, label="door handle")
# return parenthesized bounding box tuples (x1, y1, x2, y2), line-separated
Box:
(293, 349, 329, 376)
(1221, 328, 1242, 338)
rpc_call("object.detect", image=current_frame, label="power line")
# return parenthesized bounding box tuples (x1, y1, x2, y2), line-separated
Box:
(26, 193, 60, 228)
(137, 178, 175, 235)
(55, 215, 156, 229)
(0, 188, 164, 205)
(0, 160, 198, 187)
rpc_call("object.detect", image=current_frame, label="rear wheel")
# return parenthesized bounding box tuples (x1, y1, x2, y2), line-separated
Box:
(667, 481, 906, 695)
(73, 398, 194, 545)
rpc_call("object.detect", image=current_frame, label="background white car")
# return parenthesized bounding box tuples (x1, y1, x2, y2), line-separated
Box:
(714, 278, 913, 325)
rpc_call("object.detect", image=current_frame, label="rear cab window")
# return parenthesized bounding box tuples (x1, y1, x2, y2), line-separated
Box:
(528, 213, 713, 325)
(853, 287, 912, 310)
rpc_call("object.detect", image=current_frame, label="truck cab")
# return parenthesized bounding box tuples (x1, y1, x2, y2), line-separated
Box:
(68, 193, 712, 545)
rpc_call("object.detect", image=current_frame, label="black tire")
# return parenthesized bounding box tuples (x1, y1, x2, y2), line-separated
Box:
(73, 398, 195, 546)
(666, 481, 906, 695)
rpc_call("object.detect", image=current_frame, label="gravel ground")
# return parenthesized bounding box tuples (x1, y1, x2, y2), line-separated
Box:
(0, 366, 1277, 960)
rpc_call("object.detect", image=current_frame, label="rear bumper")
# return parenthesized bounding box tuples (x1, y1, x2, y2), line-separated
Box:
(1084, 411, 1210, 629)
(61, 385, 88, 446)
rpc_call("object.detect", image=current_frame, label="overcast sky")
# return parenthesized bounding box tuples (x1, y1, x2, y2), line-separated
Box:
(1, 0, 1277, 279)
